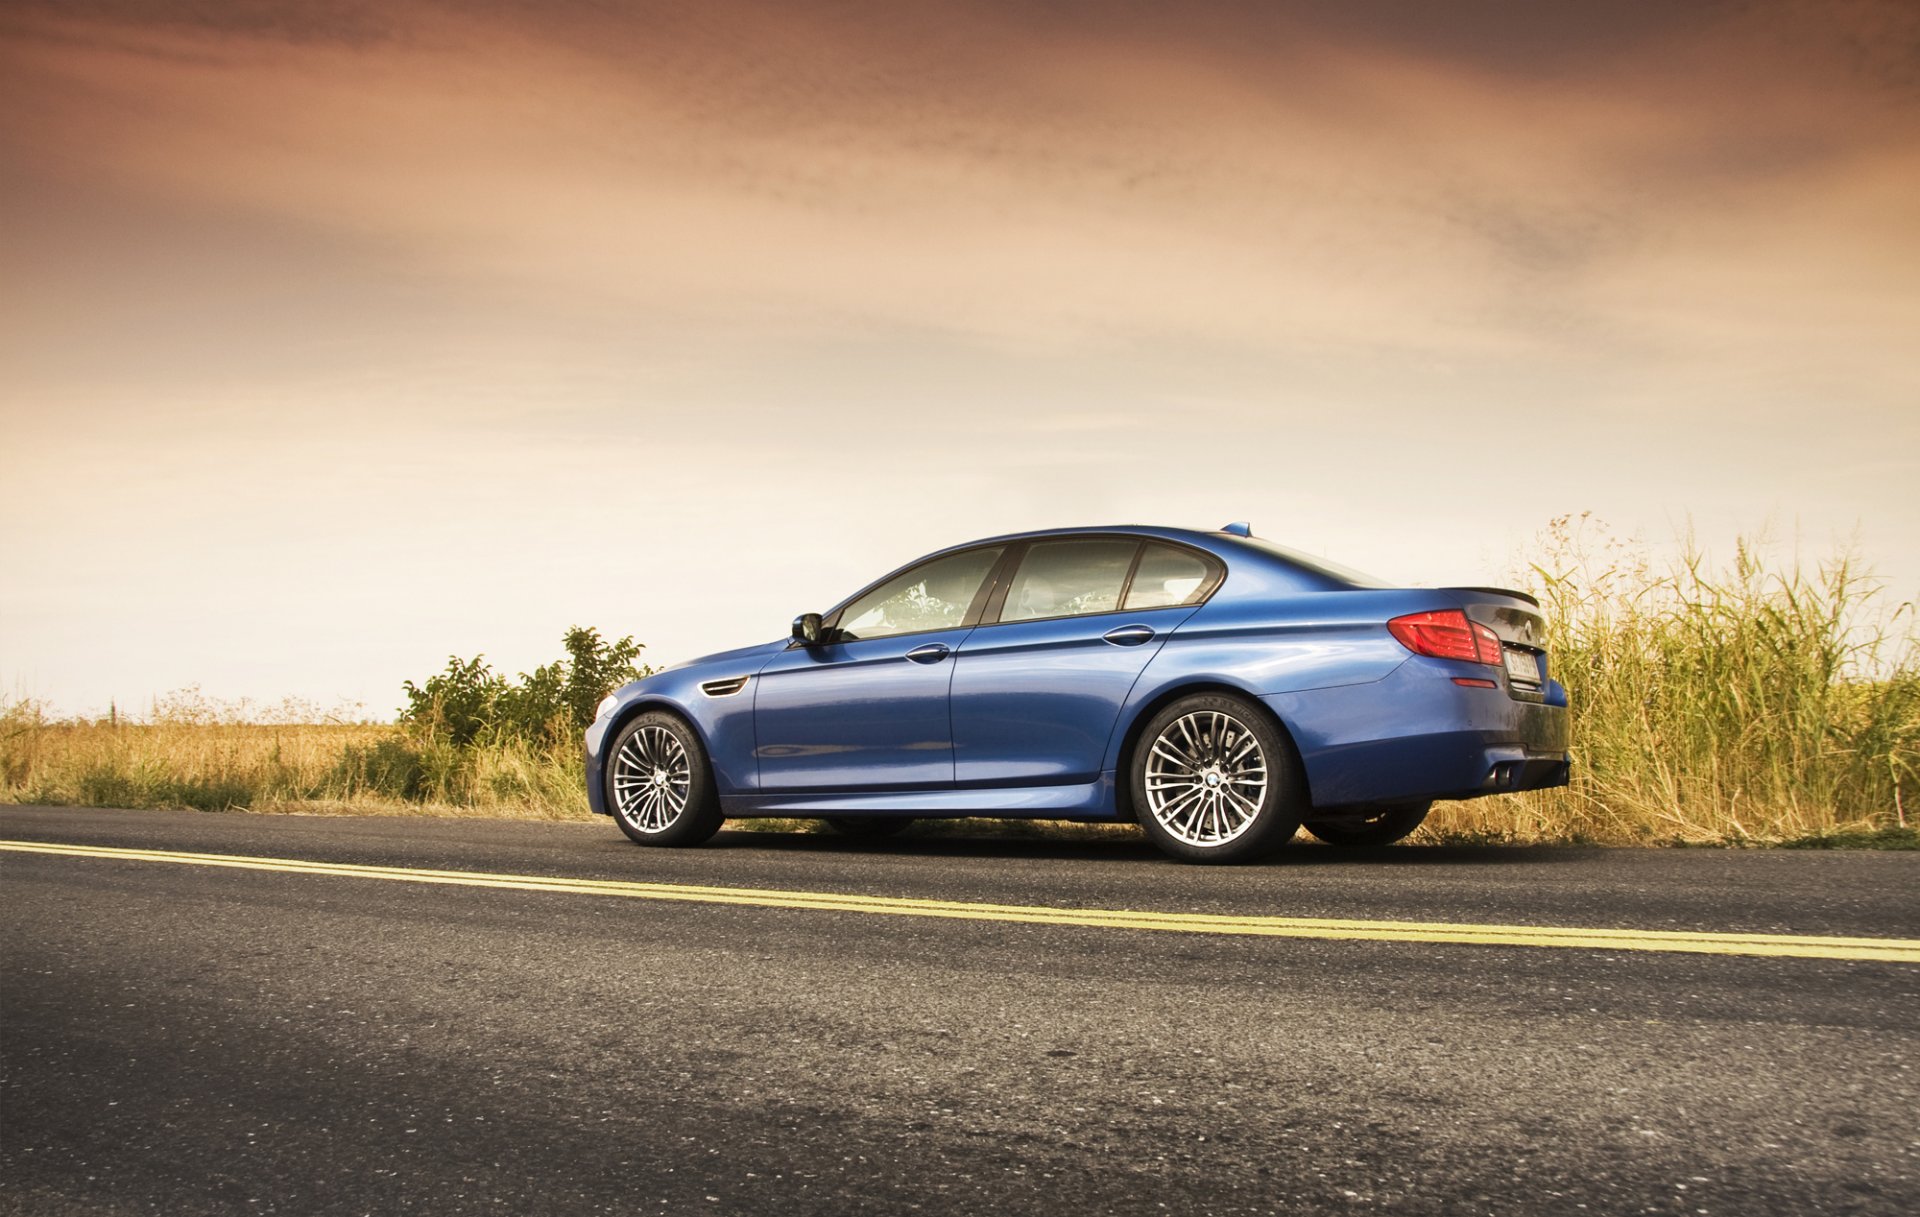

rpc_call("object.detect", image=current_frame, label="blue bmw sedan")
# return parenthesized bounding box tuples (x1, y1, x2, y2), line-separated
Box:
(585, 524, 1570, 862)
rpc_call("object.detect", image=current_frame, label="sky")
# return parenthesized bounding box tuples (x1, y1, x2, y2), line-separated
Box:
(3, 0, 1917, 717)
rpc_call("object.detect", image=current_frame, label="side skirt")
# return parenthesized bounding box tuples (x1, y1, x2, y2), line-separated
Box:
(720, 772, 1120, 818)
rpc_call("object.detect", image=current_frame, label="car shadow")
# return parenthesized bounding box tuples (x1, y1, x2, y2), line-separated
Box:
(710, 826, 1591, 867)
(1272, 841, 1596, 868)
(710, 827, 1163, 864)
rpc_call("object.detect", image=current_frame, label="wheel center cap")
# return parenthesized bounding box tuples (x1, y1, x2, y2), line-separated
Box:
(1205, 771, 1222, 787)
(653, 770, 669, 787)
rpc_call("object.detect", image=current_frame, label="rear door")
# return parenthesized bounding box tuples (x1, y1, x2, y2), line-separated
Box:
(948, 538, 1220, 786)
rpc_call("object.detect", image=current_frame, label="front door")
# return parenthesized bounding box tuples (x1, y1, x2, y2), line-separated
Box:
(754, 630, 974, 791)
(754, 545, 1005, 792)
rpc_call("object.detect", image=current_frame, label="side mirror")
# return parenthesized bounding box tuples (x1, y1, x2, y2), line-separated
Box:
(791, 612, 825, 646)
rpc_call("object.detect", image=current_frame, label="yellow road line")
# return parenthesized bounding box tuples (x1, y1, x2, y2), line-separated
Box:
(5, 838, 1917, 963)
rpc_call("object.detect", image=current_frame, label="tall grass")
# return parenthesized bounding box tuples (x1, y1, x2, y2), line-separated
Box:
(5, 521, 1916, 843)
(1427, 516, 1918, 843)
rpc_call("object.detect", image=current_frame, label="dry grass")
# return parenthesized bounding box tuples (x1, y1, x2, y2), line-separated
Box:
(1423, 517, 1917, 845)
(0, 716, 592, 821)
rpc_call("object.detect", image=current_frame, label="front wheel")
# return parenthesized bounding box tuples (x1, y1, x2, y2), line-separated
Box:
(1131, 694, 1305, 864)
(1304, 802, 1431, 848)
(607, 711, 723, 847)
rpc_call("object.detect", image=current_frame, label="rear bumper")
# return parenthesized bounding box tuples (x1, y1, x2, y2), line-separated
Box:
(1263, 657, 1571, 809)
(1477, 753, 1571, 795)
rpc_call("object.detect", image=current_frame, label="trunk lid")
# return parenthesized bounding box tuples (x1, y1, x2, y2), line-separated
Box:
(1445, 587, 1551, 699)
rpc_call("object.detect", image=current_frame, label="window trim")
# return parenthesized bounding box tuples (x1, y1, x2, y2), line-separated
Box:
(978, 534, 1226, 628)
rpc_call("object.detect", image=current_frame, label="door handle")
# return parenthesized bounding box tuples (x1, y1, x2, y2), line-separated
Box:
(1102, 624, 1155, 647)
(905, 643, 952, 664)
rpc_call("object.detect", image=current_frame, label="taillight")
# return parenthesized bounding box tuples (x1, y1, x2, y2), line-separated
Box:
(1388, 610, 1503, 665)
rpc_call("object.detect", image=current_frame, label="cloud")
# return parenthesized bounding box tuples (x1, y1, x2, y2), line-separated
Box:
(1, 0, 396, 48)
(4, 1, 1914, 359)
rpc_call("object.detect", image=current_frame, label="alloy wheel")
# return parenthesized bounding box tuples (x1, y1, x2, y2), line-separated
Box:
(612, 724, 692, 833)
(1142, 709, 1269, 847)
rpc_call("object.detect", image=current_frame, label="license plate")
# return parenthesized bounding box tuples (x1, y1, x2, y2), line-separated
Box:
(1503, 647, 1541, 684)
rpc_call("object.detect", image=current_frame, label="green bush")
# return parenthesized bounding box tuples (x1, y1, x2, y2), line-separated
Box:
(400, 626, 649, 749)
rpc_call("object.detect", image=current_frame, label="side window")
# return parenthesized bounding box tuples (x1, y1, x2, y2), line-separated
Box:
(1124, 543, 1218, 610)
(1001, 539, 1139, 623)
(837, 547, 1003, 641)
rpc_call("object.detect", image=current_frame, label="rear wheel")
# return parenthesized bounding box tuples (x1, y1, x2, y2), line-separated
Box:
(1304, 801, 1431, 848)
(607, 712, 723, 847)
(1131, 694, 1304, 864)
(825, 816, 916, 838)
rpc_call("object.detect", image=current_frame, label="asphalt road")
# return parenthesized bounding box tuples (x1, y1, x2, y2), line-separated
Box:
(3, 805, 1916, 1216)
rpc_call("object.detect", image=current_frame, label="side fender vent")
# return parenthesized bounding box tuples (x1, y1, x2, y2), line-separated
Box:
(700, 676, 750, 698)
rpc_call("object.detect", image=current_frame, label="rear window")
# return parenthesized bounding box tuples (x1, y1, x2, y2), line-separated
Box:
(1235, 537, 1394, 589)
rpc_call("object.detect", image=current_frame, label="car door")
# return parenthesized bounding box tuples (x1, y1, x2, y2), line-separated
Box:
(753, 545, 1006, 792)
(948, 538, 1222, 786)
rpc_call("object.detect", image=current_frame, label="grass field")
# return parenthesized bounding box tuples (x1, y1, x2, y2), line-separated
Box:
(5, 521, 1914, 847)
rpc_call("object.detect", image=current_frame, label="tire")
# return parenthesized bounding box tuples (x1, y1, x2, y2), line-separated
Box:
(1130, 693, 1305, 864)
(824, 816, 916, 838)
(606, 711, 723, 847)
(1304, 802, 1431, 848)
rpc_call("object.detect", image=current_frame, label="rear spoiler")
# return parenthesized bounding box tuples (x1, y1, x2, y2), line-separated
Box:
(1443, 586, 1540, 607)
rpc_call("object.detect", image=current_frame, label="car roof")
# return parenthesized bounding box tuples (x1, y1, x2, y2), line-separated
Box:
(947, 523, 1229, 550)
(887, 525, 1386, 595)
